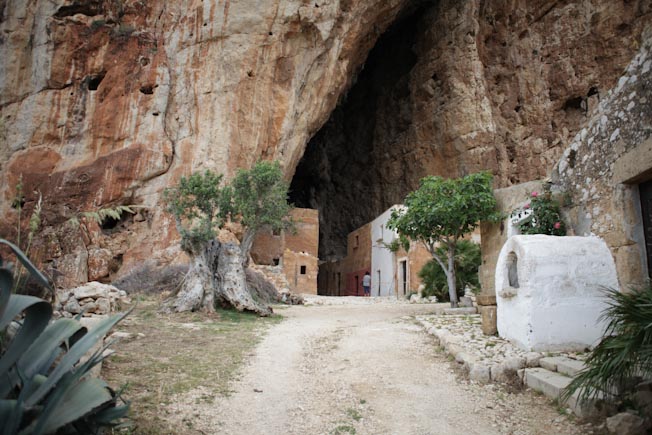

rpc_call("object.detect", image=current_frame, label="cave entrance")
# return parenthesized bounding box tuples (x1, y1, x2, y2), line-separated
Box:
(289, 3, 432, 295)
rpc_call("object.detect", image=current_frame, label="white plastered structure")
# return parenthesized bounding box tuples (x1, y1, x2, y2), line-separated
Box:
(495, 235, 618, 351)
(371, 206, 400, 297)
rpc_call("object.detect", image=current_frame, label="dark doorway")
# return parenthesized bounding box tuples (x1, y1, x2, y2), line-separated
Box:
(640, 180, 652, 278)
(399, 260, 407, 295)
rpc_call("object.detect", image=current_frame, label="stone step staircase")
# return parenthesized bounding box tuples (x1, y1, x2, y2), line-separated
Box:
(523, 356, 605, 417)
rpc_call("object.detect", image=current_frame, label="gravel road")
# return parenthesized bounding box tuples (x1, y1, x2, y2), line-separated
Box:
(166, 299, 592, 435)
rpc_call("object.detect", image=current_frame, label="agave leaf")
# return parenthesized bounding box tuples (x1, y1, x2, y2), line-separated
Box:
(0, 239, 50, 289)
(0, 399, 21, 435)
(39, 378, 113, 435)
(18, 319, 85, 379)
(25, 309, 130, 407)
(18, 373, 47, 402)
(0, 295, 51, 396)
(93, 402, 130, 424)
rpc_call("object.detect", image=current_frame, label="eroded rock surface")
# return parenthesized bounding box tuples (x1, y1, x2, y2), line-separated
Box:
(1, 0, 649, 279)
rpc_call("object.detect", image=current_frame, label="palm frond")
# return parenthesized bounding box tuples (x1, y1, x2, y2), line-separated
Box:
(562, 284, 652, 403)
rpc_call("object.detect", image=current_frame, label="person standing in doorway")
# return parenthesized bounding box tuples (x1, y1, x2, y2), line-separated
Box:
(362, 271, 371, 297)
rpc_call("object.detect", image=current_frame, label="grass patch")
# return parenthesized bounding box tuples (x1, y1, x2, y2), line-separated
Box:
(331, 424, 356, 434)
(103, 295, 282, 433)
(346, 408, 362, 422)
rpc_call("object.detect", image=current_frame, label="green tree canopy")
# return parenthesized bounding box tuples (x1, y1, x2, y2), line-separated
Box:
(164, 161, 292, 257)
(223, 160, 292, 238)
(387, 171, 499, 306)
(164, 170, 227, 253)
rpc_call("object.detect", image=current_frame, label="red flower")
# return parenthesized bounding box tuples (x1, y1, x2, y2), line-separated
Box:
(554, 222, 561, 229)
(531, 191, 538, 197)
(524, 203, 530, 209)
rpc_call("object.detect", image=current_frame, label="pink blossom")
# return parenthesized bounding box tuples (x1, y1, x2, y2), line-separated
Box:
(553, 222, 561, 229)
(531, 191, 538, 197)
(524, 203, 530, 209)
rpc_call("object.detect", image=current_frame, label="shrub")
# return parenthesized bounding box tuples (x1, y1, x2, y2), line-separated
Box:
(0, 239, 129, 434)
(418, 240, 481, 301)
(388, 171, 498, 307)
(511, 188, 566, 236)
(562, 284, 652, 404)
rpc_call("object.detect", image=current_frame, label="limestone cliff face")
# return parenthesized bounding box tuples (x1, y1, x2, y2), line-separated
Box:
(292, 0, 651, 258)
(0, 0, 649, 283)
(0, 0, 409, 284)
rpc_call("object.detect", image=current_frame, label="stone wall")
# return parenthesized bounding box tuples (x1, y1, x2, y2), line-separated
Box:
(250, 208, 319, 294)
(282, 249, 318, 295)
(552, 28, 652, 289)
(481, 28, 652, 294)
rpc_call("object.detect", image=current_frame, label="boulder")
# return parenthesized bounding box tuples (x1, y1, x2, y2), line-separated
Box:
(96, 297, 111, 314)
(606, 412, 647, 435)
(73, 282, 112, 300)
(64, 299, 82, 314)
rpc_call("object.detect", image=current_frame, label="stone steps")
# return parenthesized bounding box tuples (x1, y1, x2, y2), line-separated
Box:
(539, 356, 586, 377)
(523, 358, 607, 418)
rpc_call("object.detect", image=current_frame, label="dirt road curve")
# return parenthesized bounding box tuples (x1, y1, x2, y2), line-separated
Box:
(167, 298, 589, 435)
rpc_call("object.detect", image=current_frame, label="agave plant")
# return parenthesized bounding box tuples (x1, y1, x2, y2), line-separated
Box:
(562, 284, 652, 404)
(0, 239, 129, 434)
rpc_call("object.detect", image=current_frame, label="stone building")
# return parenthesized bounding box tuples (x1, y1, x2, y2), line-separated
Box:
(250, 208, 319, 295)
(320, 206, 432, 297)
(481, 30, 652, 296)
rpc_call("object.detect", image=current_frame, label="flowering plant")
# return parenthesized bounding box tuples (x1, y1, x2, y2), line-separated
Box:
(510, 189, 566, 236)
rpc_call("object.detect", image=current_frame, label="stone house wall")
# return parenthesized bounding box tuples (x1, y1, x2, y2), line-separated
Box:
(250, 208, 319, 294)
(552, 29, 652, 289)
(481, 29, 652, 294)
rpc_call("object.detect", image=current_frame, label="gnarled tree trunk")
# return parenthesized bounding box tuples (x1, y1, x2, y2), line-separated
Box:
(166, 239, 272, 316)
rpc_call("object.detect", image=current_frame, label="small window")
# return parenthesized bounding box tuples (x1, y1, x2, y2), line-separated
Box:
(507, 252, 519, 288)
(272, 258, 280, 266)
(354, 235, 359, 248)
(300, 265, 307, 275)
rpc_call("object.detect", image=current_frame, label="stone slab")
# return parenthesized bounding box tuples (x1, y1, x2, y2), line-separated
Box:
(476, 294, 497, 306)
(539, 356, 586, 377)
(443, 307, 477, 315)
(556, 358, 586, 377)
(524, 367, 572, 399)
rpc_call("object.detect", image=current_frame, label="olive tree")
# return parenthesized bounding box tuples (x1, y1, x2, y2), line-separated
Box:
(164, 161, 292, 315)
(387, 172, 499, 307)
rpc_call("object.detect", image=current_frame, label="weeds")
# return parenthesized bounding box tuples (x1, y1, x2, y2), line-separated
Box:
(346, 408, 362, 422)
(331, 425, 356, 435)
(103, 296, 283, 433)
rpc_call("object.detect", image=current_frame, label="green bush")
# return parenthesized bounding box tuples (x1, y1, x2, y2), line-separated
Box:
(0, 239, 129, 434)
(417, 240, 481, 301)
(562, 284, 652, 404)
(511, 188, 566, 236)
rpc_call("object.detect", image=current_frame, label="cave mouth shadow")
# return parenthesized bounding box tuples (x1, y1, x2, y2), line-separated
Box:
(289, 1, 433, 270)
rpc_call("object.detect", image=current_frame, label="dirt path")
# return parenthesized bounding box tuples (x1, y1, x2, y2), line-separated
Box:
(166, 299, 591, 435)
